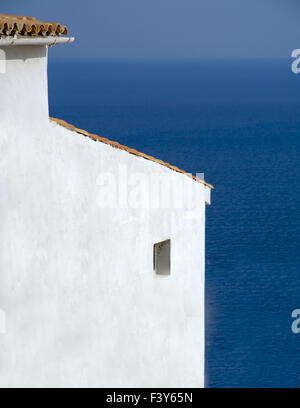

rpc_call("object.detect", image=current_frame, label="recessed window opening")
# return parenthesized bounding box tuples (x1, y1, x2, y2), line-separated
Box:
(153, 239, 171, 275)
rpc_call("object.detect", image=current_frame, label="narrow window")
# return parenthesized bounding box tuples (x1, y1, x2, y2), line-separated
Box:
(153, 239, 171, 275)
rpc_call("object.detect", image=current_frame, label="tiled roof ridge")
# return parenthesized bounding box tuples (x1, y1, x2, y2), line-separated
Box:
(50, 117, 213, 189)
(0, 14, 68, 37)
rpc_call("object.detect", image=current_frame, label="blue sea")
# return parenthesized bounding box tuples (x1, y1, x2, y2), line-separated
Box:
(48, 59, 300, 388)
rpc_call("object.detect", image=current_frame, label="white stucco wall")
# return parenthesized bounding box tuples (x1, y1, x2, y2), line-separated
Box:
(0, 44, 210, 387)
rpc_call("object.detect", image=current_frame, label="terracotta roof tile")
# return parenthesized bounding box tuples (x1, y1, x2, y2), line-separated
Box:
(0, 14, 68, 37)
(50, 117, 213, 189)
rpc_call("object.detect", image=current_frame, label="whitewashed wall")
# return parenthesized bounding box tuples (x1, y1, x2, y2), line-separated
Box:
(0, 45, 210, 387)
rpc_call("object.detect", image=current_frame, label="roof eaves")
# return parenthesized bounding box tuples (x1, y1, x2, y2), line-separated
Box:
(0, 14, 68, 37)
(50, 117, 214, 190)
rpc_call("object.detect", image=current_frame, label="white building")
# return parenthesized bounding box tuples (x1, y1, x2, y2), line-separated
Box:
(0, 14, 213, 387)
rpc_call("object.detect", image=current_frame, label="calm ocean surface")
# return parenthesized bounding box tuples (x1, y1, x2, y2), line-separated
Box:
(48, 60, 300, 388)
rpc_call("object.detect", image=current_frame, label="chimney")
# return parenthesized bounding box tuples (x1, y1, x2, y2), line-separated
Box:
(0, 14, 74, 129)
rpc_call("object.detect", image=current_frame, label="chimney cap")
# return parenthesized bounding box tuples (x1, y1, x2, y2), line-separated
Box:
(0, 14, 68, 38)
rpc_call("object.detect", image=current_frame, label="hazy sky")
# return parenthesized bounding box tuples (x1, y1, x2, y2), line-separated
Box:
(2, 0, 300, 60)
